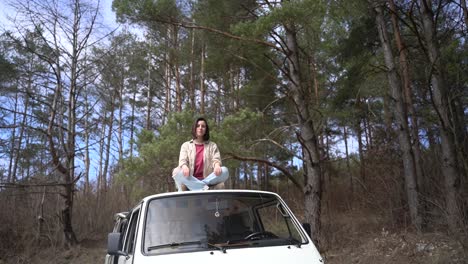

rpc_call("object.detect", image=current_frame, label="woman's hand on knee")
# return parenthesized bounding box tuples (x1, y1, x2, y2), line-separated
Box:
(214, 163, 222, 176)
(182, 165, 190, 177)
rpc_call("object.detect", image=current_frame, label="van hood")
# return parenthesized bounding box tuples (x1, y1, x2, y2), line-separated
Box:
(138, 244, 324, 264)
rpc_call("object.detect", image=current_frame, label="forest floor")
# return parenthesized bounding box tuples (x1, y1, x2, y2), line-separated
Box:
(3, 229, 466, 264)
(324, 230, 467, 263)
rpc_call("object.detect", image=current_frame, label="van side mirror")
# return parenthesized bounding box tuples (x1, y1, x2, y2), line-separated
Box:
(302, 223, 311, 237)
(107, 232, 128, 257)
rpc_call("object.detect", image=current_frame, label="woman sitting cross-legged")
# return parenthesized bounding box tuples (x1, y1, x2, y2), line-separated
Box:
(172, 117, 229, 191)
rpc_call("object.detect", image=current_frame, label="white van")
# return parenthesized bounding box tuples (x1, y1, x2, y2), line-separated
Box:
(106, 190, 324, 264)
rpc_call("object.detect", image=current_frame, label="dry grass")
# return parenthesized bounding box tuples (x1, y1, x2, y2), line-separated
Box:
(0, 240, 106, 264)
(324, 228, 467, 264)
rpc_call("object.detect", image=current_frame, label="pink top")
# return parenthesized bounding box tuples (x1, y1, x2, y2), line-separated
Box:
(194, 144, 205, 180)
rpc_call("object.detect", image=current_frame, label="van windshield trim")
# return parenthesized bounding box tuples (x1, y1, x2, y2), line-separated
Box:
(142, 192, 306, 255)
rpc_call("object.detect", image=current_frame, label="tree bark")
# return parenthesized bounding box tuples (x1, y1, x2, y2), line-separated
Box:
(356, 117, 366, 183)
(389, 0, 425, 194)
(189, 28, 196, 110)
(200, 44, 206, 114)
(374, 1, 422, 230)
(118, 69, 124, 173)
(419, 0, 464, 232)
(264, 164, 270, 191)
(97, 110, 107, 191)
(83, 89, 90, 195)
(7, 91, 18, 183)
(130, 90, 137, 159)
(146, 39, 153, 130)
(62, 0, 81, 246)
(172, 25, 182, 112)
(163, 29, 172, 125)
(103, 94, 116, 190)
(344, 126, 353, 200)
(461, 0, 468, 33)
(284, 22, 322, 246)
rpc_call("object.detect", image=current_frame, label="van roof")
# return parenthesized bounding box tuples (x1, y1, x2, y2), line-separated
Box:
(140, 189, 279, 203)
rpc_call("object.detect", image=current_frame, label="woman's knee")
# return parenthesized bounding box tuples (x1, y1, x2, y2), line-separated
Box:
(221, 166, 229, 176)
(172, 167, 181, 176)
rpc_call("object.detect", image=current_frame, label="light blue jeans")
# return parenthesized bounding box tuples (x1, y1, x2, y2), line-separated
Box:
(172, 167, 229, 191)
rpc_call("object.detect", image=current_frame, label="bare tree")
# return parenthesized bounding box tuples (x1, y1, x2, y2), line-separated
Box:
(9, 0, 103, 247)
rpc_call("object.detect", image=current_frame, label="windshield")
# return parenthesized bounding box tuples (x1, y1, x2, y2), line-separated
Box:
(143, 192, 307, 255)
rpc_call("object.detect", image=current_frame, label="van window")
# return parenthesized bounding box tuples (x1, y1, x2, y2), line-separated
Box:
(124, 209, 140, 254)
(256, 203, 303, 242)
(143, 192, 306, 255)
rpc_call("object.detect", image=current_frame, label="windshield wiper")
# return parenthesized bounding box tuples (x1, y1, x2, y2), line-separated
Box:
(206, 243, 227, 253)
(147, 240, 202, 251)
(286, 237, 302, 248)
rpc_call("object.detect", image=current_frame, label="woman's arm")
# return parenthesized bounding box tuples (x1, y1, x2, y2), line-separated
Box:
(178, 142, 190, 175)
(210, 143, 222, 175)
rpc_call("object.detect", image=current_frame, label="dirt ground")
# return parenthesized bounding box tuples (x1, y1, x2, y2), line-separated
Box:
(2, 230, 466, 264)
(324, 231, 467, 264)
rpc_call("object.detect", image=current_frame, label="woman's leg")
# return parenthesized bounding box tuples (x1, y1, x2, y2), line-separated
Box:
(172, 168, 208, 191)
(202, 167, 229, 187)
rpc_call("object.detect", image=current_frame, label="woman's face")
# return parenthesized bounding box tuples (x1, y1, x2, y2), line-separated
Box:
(196, 120, 207, 139)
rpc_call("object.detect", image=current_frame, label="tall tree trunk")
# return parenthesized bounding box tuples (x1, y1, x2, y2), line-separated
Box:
(172, 25, 182, 112)
(257, 163, 263, 190)
(356, 118, 366, 183)
(249, 163, 254, 189)
(374, 1, 422, 230)
(419, 0, 464, 232)
(309, 55, 319, 105)
(163, 30, 172, 125)
(13, 69, 32, 182)
(7, 91, 18, 183)
(46, 14, 74, 248)
(216, 80, 222, 123)
(229, 66, 235, 113)
(84, 89, 90, 195)
(130, 90, 137, 158)
(97, 110, 107, 191)
(146, 40, 153, 130)
(461, 0, 468, 32)
(235, 70, 240, 110)
(389, 0, 425, 195)
(83, 52, 90, 195)
(103, 96, 116, 190)
(63, 0, 80, 246)
(189, 28, 196, 110)
(264, 164, 270, 191)
(363, 116, 371, 148)
(284, 22, 322, 246)
(232, 167, 238, 189)
(118, 72, 124, 172)
(344, 126, 353, 202)
(200, 44, 206, 114)
(243, 162, 248, 189)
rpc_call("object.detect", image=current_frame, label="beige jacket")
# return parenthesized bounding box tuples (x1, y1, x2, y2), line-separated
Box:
(178, 140, 222, 179)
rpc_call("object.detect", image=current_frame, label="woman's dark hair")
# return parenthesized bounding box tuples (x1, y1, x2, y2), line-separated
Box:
(191, 117, 210, 141)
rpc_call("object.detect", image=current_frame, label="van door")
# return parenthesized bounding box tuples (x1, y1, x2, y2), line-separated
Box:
(117, 207, 141, 264)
